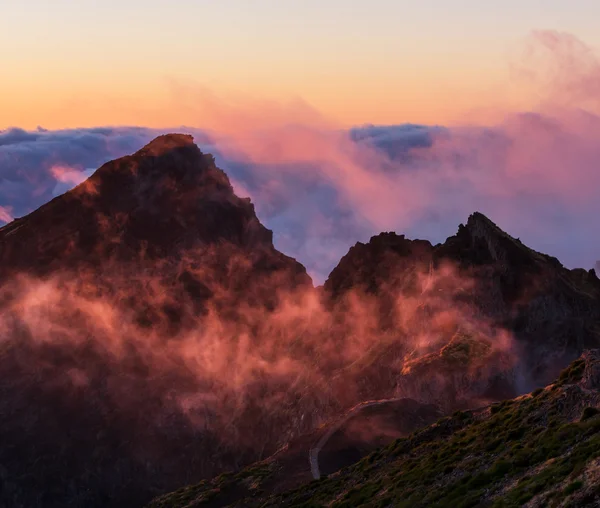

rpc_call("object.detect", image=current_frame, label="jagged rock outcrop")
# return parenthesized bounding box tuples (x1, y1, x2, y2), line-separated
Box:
(324, 212, 600, 407)
(0, 133, 310, 298)
(0, 134, 311, 338)
(1, 134, 275, 266)
(323, 232, 433, 301)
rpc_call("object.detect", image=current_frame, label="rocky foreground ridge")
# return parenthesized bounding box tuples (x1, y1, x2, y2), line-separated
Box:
(149, 350, 600, 507)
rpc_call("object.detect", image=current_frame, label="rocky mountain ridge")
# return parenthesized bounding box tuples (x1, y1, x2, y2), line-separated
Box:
(0, 134, 599, 507)
(324, 212, 600, 408)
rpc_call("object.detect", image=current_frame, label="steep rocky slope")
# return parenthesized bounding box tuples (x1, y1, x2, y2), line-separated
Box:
(0, 133, 310, 309)
(324, 214, 600, 408)
(0, 135, 315, 508)
(148, 350, 600, 507)
(148, 397, 441, 502)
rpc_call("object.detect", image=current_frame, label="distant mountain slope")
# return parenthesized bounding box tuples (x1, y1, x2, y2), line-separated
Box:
(324, 213, 600, 408)
(148, 350, 600, 507)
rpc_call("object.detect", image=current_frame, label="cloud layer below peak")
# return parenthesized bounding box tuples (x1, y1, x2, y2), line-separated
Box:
(1, 115, 599, 283)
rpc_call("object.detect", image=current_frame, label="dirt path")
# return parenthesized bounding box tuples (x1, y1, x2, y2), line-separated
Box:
(308, 398, 404, 480)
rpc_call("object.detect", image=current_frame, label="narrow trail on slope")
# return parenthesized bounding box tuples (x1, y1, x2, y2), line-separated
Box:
(308, 397, 405, 480)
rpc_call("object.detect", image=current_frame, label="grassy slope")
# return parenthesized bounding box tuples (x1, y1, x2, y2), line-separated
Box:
(148, 355, 600, 508)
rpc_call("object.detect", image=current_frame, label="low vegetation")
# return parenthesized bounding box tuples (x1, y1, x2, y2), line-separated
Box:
(148, 353, 600, 507)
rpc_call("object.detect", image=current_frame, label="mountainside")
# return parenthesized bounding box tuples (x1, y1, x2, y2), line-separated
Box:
(0, 135, 316, 508)
(1, 134, 599, 507)
(0, 133, 310, 309)
(148, 350, 600, 507)
(324, 214, 600, 408)
(154, 397, 441, 501)
(0, 134, 280, 267)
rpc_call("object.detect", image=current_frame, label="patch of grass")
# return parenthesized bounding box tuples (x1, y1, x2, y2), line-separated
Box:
(557, 359, 585, 385)
(564, 480, 583, 495)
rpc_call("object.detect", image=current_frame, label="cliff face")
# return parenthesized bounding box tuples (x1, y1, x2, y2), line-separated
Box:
(324, 212, 600, 408)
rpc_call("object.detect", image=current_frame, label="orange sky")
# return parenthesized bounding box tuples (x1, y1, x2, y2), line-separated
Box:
(1, 69, 523, 130)
(2, 1, 599, 129)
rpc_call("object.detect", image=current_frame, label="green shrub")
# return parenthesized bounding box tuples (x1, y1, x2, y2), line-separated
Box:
(564, 480, 583, 495)
(558, 359, 585, 384)
(581, 407, 599, 421)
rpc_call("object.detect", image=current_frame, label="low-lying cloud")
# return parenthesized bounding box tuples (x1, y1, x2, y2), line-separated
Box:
(2, 119, 598, 282)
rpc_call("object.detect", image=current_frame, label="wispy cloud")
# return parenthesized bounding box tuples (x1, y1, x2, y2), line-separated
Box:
(0, 205, 13, 224)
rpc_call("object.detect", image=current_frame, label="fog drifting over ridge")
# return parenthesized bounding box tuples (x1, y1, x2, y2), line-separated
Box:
(1, 116, 599, 283)
(2, 30, 600, 282)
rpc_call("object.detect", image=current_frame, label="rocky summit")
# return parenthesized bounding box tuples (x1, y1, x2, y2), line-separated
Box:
(0, 133, 309, 286)
(0, 135, 599, 508)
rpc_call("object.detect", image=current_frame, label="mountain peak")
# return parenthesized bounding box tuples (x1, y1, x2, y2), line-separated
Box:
(84, 132, 210, 190)
(436, 210, 565, 271)
(460, 211, 509, 241)
(136, 133, 197, 157)
(0, 135, 310, 280)
(465, 211, 495, 228)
